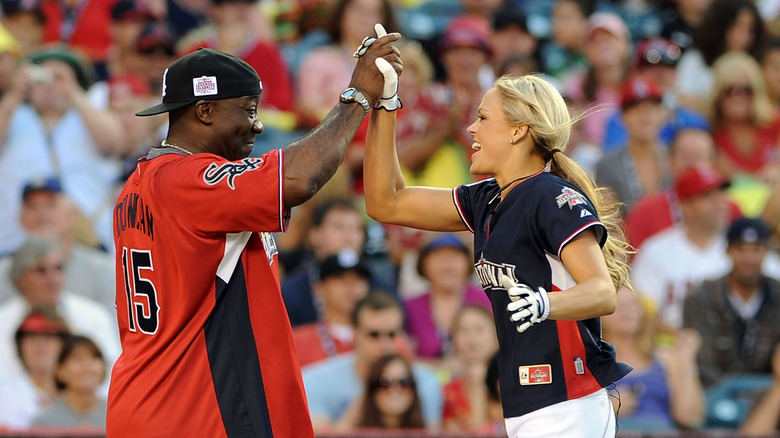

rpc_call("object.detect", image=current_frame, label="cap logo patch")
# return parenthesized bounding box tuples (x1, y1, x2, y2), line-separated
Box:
(556, 187, 587, 209)
(193, 76, 218, 97)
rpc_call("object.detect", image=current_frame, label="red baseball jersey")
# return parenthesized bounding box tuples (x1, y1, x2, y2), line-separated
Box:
(107, 149, 314, 438)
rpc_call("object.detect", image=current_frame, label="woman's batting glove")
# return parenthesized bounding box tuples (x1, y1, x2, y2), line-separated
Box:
(501, 275, 551, 333)
(354, 24, 402, 111)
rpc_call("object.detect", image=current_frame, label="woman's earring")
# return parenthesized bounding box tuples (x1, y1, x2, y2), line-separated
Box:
(509, 139, 514, 144)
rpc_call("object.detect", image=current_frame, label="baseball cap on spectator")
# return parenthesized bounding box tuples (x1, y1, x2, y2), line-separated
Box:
(136, 47, 262, 116)
(440, 15, 493, 55)
(587, 12, 630, 41)
(0, 23, 21, 57)
(674, 165, 730, 201)
(727, 217, 771, 245)
(111, 0, 153, 22)
(416, 233, 470, 276)
(319, 249, 371, 281)
(109, 73, 152, 97)
(492, 7, 529, 34)
(21, 176, 62, 202)
(136, 20, 177, 57)
(16, 310, 68, 336)
(634, 37, 681, 69)
(27, 46, 94, 90)
(621, 75, 663, 110)
(0, 0, 44, 22)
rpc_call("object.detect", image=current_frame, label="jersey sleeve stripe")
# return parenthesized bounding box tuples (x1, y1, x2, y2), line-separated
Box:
(452, 187, 474, 233)
(557, 221, 604, 259)
(277, 149, 287, 233)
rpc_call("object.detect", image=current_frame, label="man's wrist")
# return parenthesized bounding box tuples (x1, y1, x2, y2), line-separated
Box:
(339, 87, 371, 116)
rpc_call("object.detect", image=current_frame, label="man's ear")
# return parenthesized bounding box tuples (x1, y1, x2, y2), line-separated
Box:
(194, 100, 214, 125)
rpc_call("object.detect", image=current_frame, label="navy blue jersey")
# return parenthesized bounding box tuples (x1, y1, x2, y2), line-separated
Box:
(454, 171, 631, 418)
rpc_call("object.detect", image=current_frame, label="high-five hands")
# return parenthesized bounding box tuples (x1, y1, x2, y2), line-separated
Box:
(353, 24, 402, 111)
(501, 275, 551, 333)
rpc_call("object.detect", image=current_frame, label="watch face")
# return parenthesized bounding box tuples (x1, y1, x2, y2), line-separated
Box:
(340, 88, 357, 101)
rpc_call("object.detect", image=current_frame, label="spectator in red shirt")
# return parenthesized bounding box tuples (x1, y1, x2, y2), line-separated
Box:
(293, 249, 370, 367)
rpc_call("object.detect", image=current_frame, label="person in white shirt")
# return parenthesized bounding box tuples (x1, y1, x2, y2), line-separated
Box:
(632, 164, 732, 332)
(0, 177, 115, 310)
(0, 236, 120, 387)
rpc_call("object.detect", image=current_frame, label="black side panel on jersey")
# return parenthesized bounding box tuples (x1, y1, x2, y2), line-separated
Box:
(205, 259, 274, 438)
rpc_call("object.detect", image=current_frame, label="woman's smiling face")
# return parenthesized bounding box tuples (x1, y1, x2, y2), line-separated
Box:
(467, 88, 516, 176)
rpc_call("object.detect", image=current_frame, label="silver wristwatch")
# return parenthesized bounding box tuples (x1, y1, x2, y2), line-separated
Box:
(339, 87, 371, 115)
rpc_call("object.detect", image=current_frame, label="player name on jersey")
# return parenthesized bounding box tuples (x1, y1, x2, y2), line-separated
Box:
(114, 192, 154, 240)
(474, 255, 518, 290)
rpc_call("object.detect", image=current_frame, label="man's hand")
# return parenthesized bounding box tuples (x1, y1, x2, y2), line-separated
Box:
(348, 24, 402, 107)
(501, 275, 551, 333)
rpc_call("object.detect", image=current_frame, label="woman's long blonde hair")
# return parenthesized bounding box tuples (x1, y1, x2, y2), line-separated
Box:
(703, 51, 776, 127)
(493, 74, 632, 291)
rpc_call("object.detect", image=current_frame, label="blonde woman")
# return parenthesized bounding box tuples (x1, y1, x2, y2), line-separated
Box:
(703, 51, 780, 182)
(364, 72, 633, 437)
(601, 288, 705, 430)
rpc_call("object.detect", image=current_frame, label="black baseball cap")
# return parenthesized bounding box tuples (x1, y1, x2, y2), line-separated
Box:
(136, 48, 263, 116)
(727, 217, 771, 245)
(319, 249, 371, 281)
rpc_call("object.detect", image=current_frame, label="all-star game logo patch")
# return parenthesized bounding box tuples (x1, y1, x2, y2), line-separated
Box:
(555, 187, 587, 210)
(519, 364, 552, 385)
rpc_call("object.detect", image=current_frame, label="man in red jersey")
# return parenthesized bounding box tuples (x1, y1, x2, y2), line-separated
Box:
(106, 35, 401, 438)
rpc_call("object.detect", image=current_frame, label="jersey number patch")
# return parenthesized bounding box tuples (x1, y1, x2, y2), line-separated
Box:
(121, 247, 160, 335)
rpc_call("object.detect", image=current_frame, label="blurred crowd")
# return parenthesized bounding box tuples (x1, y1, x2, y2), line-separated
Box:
(1, 0, 780, 435)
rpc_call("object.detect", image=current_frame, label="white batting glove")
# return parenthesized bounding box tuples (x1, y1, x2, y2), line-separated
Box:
(354, 23, 402, 111)
(501, 275, 550, 333)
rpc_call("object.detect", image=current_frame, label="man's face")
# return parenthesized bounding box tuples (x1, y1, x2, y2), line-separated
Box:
(623, 100, 665, 144)
(309, 209, 365, 259)
(28, 60, 75, 113)
(681, 189, 729, 234)
(19, 191, 75, 238)
(727, 241, 769, 286)
(15, 251, 65, 308)
(354, 308, 404, 365)
(208, 95, 263, 160)
(316, 271, 370, 320)
(669, 130, 715, 177)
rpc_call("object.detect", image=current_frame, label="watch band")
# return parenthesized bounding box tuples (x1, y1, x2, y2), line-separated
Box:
(340, 87, 371, 115)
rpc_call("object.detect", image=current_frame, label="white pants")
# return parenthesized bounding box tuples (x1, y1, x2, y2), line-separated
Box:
(504, 388, 615, 438)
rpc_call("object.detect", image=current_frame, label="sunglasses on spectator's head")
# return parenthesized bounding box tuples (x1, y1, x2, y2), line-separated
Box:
(722, 84, 753, 97)
(365, 330, 399, 339)
(374, 376, 414, 390)
(642, 47, 680, 66)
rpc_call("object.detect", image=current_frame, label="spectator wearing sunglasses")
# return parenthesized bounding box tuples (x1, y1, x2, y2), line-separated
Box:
(602, 37, 709, 155)
(703, 51, 780, 192)
(0, 236, 119, 387)
(350, 353, 425, 430)
(302, 291, 443, 432)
